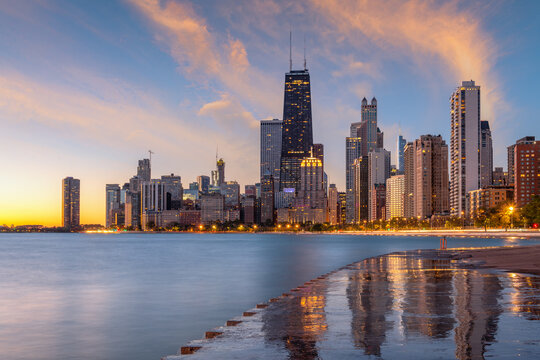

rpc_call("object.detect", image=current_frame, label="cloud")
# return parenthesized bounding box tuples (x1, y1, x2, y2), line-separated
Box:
(128, 0, 281, 115)
(309, 0, 502, 124)
(198, 93, 258, 129)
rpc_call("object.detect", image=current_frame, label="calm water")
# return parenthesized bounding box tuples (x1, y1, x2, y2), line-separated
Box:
(0, 233, 537, 360)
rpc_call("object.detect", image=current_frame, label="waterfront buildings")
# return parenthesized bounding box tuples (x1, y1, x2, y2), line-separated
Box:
(492, 167, 509, 186)
(328, 184, 339, 225)
(220, 181, 240, 208)
(507, 136, 536, 185)
(161, 174, 183, 210)
(397, 135, 406, 173)
(279, 66, 313, 191)
(217, 158, 225, 186)
(201, 193, 225, 224)
(105, 184, 121, 227)
(412, 135, 449, 219)
(137, 159, 151, 182)
(480, 120, 494, 188)
(62, 177, 80, 230)
(468, 186, 514, 218)
(386, 174, 404, 219)
(403, 142, 415, 218)
(260, 119, 282, 190)
(353, 156, 369, 222)
(345, 136, 362, 223)
(512, 138, 539, 207)
(368, 148, 391, 221)
(141, 180, 166, 214)
(293, 154, 326, 224)
(197, 175, 210, 194)
(450, 80, 481, 216)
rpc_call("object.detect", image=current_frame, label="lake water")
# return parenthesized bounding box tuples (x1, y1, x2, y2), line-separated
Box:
(0, 233, 537, 360)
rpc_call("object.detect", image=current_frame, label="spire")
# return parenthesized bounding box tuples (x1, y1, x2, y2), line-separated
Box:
(289, 30, 292, 72)
(303, 35, 307, 70)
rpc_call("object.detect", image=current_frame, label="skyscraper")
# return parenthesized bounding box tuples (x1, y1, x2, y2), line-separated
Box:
(480, 120, 493, 188)
(512, 138, 539, 207)
(508, 136, 536, 185)
(360, 97, 378, 155)
(62, 177, 80, 230)
(197, 175, 210, 194)
(161, 174, 183, 210)
(260, 171, 275, 224)
(328, 184, 339, 225)
(346, 137, 362, 223)
(216, 158, 225, 186)
(353, 156, 369, 222)
(413, 135, 449, 219)
(397, 135, 407, 173)
(137, 159, 151, 182)
(386, 174, 404, 219)
(105, 184, 121, 228)
(279, 66, 313, 191)
(367, 148, 391, 221)
(450, 80, 481, 216)
(403, 142, 415, 218)
(260, 119, 282, 190)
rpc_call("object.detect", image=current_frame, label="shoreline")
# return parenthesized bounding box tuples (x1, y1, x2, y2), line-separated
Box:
(165, 244, 540, 359)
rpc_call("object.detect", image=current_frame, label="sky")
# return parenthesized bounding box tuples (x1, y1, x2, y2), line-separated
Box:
(0, 0, 539, 226)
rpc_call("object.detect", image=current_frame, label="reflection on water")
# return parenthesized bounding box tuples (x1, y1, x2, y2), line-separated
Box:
(257, 251, 540, 360)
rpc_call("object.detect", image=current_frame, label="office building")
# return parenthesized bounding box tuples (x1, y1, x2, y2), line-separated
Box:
(245, 185, 257, 198)
(346, 136, 362, 223)
(220, 181, 240, 208)
(260, 119, 282, 190)
(397, 135, 407, 173)
(260, 172, 275, 224)
(201, 193, 225, 224)
(370, 183, 386, 221)
(403, 142, 415, 218)
(279, 65, 313, 191)
(141, 180, 166, 213)
(217, 158, 225, 186)
(450, 80, 481, 216)
(105, 184, 121, 228)
(161, 174, 183, 210)
(62, 177, 80, 230)
(480, 120, 493, 187)
(137, 158, 151, 182)
(197, 175, 210, 194)
(353, 156, 369, 222)
(125, 191, 141, 229)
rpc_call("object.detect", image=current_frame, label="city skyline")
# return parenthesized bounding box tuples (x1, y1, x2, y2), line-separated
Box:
(1, 1, 539, 226)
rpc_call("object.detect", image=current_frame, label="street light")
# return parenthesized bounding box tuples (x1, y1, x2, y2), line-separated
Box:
(509, 206, 514, 229)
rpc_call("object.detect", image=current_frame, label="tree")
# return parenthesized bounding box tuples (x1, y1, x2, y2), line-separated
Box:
(520, 196, 540, 228)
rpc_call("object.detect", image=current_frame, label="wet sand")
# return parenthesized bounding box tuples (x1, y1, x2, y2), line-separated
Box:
(165, 246, 540, 359)
(458, 244, 540, 276)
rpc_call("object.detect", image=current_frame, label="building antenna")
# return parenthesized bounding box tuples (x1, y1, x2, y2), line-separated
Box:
(303, 35, 307, 70)
(148, 149, 154, 165)
(289, 29, 292, 72)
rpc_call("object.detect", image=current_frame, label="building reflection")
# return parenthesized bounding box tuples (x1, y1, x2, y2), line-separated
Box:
(262, 284, 328, 359)
(454, 270, 503, 360)
(346, 257, 393, 356)
(400, 256, 456, 339)
(507, 273, 540, 320)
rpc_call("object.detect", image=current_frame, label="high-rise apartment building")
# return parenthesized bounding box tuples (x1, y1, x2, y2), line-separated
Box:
(279, 67, 313, 191)
(508, 136, 536, 185)
(513, 139, 539, 207)
(105, 184, 121, 228)
(397, 135, 407, 173)
(353, 157, 369, 222)
(413, 135, 449, 219)
(260, 172, 275, 224)
(141, 180, 166, 213)
(480, 120, 493, 188)
(468, 186, 514, 218)
(296, 155, 326, 210)
(260, 119, 282, 190)
(345, 137, 362, 223)
(403, 142, 415, 218)
(492, 167, 509, 186)
(328, 184, 339, 225)
(386, 174, 404, 219)
(367, 148, 391, 221)
(137, 159, 151, 182)
(450, 80, 481, 216)
(62, 177, 80, 230)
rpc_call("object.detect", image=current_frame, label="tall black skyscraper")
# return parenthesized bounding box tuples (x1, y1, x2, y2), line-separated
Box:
(279, 67, 313, 191)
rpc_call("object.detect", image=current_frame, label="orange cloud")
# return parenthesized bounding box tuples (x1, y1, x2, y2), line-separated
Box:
(310, 0, 502, 124)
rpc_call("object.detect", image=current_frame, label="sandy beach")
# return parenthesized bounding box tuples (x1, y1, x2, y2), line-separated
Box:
(458, 244, 540, 275)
